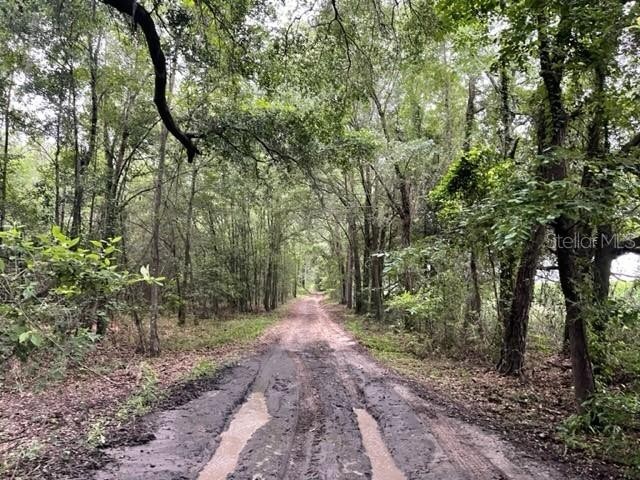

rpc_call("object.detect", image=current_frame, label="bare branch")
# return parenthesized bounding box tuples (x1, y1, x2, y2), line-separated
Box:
(99, 0, 199, 162)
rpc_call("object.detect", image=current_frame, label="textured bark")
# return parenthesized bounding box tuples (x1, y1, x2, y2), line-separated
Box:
(359, 163, 373, 312)
(346, 239, 353, 309)
(70, 65, 81, 237)
(394, 163, 413, 291)
(497, 225, 545, 375)
(555, 220, 596, 406)
(462, 77, 477, 152)
(148, 121, 168, 356)
(349, 212, 364, 313)
(71, 27, 99, 240)
(587, 65, 613, 337)
(148, 50, 178, 357)
(498, 250, 516, 328)
(463, 248, 483, 337)
(462, 76, 481, 329)
(537, 12, 595, 404)
(54, 101, 62, 226)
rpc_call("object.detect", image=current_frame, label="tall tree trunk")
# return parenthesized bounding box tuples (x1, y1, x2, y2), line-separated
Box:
(497, 225, 545, 375)
(463, 248, 483, 338)
(0, 76, 11, 232)
(349, 211, 364, 313)
(462, 76, 482, 329)
(54, 100, 63, 226)
(554, 220, 596, 406)
(359, 163, 373, 312)
(346, 236, 353, 309)
(178, 161, 197, 325)
(264, 255, 272, 311)
(371, 225, 385, 321)
(498, 250, 516, 328)
(588, 64, 612, 339)
(72, 19, 100, 239)
(70, 63, 82, 238)
(537, 13, 595, 404)
(148, 49, 177, 356)
(394, 163, 413, 291)
(149, 122, 168, 356)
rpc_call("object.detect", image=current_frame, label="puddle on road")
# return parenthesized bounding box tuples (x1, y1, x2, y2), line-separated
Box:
(354, 408, 406, 480)
(198, 392, 271, 480)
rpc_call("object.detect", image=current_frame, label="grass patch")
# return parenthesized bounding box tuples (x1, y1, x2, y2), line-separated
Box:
(185, 359, 218, 381)
(161, 313, 278, 352)
(115, 363, 161, 421)
(86, 419, 107, 448)
(345, 315, 433, 365)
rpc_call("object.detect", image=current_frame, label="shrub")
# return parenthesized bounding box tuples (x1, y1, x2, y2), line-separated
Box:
(0, 225, 148, 367)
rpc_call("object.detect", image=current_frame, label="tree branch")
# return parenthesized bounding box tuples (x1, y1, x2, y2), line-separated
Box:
(99, 0, 199, 162)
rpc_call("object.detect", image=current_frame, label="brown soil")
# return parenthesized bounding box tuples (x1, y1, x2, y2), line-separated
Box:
(91, 295, 575, 480)
(0, 314, 277, 480)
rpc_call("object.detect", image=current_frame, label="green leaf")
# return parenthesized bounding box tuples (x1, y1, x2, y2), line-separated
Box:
(30, 333, 44, 347)
(51, 225, 67, 242)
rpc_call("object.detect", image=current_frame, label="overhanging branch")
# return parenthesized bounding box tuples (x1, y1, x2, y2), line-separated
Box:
(99, 0, 199, 162)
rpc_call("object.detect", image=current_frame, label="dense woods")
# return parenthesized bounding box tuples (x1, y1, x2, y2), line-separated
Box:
(1, 0, 639, 475)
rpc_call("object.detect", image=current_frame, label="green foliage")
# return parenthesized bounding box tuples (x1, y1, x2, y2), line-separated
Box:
(115, 363, 161, 421)
(384, 241, 471, 351)
(430, 147, 503, 205)
(560, 391, 640, 473)
(164, 313, 278, 352)
(591, 294, 640, 385)
(186, 359, 218, 380)
(86, 419, 107, 448)
(0, 226, 151, 366)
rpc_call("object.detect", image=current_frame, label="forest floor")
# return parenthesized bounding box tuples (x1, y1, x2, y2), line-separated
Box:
(1, 295, 627, 479)
(0, 308, 284, 479)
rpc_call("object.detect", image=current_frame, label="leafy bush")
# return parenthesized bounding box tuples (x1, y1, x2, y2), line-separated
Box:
(384, 240, 468, 352)
(560, 391, 640, 472)
(0, 225, 146, 366)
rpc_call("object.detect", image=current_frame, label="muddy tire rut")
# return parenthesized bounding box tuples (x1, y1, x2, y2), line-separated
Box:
(91, 296, 572, 480)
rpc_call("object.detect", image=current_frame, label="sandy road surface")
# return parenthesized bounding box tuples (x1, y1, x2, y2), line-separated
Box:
(94, 295, 570, 480)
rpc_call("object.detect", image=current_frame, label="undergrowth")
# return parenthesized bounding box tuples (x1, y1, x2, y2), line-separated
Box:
(345, 311, 639, 478)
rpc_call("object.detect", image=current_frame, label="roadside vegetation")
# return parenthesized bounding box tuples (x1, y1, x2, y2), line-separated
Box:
(341, 281, 640, 476)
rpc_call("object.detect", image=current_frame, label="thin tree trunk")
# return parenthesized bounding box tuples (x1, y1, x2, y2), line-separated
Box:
(462, 76, 482, 330)
(70, 63, 82, 238)
(0, 76, 11, 231)
(149, 122, 168, 356)
(349, 212, 364, 313)
(346, 222, 353, 309)
(148, 49, 177, 356)
(54, 101, 62, 226)
(178, 161, 197, 325)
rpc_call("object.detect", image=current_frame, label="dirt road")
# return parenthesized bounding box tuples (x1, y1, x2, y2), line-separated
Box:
(94, 296, 570, 480)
